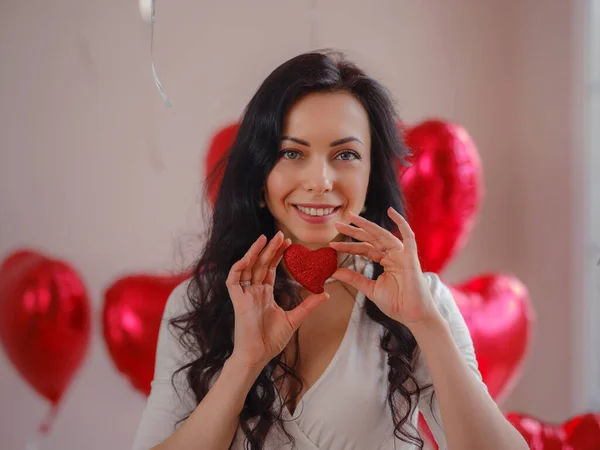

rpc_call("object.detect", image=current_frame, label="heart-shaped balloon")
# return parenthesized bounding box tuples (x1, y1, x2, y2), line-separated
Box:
(418, 273, 534, 449)
(0, 249, 91, 408)
(506, 412, 600, 449)
(400, 120, 484, 273)
(283, 245, 337, 294)
(102, 273, 190, 396)
(205, 122, 239, 206)
(449, 273, 535, 401)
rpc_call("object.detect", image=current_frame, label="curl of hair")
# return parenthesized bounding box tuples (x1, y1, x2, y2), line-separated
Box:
(170, 50, 434, 449)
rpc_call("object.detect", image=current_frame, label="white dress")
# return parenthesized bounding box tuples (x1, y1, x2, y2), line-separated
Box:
(131, 260, 487, 450)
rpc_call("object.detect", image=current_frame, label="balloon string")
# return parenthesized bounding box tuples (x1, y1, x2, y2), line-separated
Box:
(38, 403, 59, 435)
(24, 403, 57, 450)
(151, 0, 172, 107)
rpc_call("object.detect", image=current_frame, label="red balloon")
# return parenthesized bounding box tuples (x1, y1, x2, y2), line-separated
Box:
(417, 274, 534, 449)
(0, 249, 92, 406)
(506, 412, 600, 449)
(449, 273, 534, 401)
(205, 122, 239, 205)
(400, 120, 484, 273)
(102, 273, 190, 395)
(417, 414, 437, 448)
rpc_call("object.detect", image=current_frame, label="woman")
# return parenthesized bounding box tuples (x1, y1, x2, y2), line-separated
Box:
(132, 50, 528, 450)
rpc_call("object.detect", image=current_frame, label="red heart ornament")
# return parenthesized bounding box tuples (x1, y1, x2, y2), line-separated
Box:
(506, 412, 600, 449)
(449, 273, 535, 401)
(283, 245, 337, 294)
(102, 273, 189, 396)
(400, 120, 484, 273)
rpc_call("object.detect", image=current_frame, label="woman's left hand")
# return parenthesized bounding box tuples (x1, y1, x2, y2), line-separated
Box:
(329, 207, 440, 329)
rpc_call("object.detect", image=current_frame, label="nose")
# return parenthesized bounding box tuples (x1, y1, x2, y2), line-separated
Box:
(302, 157, 333, 194)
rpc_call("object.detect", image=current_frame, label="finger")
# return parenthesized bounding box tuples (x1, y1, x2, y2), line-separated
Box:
(347, 210, 401, 251)
(333, 221, 374, 246)
(286, 292, 330, 331)
(331, 267, 375, 299)
(387, 207, 416, 250)
(225, 255, 252, 297)
(264, 238, 292, 286)
(252, 231, 284, 284)
(328, 241, 384, 262)
(240, 235, 267, 282)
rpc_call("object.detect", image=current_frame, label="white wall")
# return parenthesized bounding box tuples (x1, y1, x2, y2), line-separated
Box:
(583, 0, 600, 413)
(494, 0, 588, 418)
(0, 1, 587, 449)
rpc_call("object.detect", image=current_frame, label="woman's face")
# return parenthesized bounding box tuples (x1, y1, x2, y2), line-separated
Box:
(264, 91, 371, 250)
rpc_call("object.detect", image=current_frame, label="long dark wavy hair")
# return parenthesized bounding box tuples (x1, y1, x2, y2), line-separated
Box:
(171, 50, 433, 449)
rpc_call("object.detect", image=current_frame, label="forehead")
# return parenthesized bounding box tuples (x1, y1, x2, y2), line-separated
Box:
(282, 91, 371, 143)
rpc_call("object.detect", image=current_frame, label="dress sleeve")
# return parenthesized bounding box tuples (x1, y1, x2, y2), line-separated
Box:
(412, 272, 488, 450)
(131, 279, 197, 450)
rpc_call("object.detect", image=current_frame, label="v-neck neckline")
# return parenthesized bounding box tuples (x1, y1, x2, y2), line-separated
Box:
(275, 288, 365, 421)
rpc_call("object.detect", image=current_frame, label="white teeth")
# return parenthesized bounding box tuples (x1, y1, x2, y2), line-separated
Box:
(296, 206, 336, 216)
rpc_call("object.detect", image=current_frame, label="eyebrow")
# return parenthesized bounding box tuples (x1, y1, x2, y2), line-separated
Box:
(281, 136, 364, 147)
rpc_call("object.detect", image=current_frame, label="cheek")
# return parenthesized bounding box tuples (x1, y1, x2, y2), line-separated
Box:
(342, 165, 370, 195)
(265, 170, 290, 202)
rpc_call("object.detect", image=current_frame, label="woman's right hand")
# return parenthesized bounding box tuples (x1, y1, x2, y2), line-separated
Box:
(225, 231, 330, 371)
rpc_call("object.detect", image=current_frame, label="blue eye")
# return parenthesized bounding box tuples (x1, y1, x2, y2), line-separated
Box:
(278, 149, 361, 161)
(336, 151, 361, 161)
(279, 150, 302, 160)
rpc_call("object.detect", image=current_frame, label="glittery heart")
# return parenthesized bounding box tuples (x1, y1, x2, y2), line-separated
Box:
(283, 244, 338, 294)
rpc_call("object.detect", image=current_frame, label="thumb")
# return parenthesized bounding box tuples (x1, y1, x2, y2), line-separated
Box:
(287, 291, 330, 331)
(332, 268, 374, 298)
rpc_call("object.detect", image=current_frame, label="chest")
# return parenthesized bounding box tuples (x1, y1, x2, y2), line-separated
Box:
(274, 288, 356, 413)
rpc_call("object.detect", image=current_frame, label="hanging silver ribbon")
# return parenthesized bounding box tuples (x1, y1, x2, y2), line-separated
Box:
(151, 0, 172, 107)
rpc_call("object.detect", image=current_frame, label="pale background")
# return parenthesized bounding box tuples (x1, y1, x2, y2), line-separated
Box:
(0, 0, 597, 449)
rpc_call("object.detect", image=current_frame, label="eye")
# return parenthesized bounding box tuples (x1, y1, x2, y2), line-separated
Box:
(279, 149, 302, 160)
(336, 150, 361, 161)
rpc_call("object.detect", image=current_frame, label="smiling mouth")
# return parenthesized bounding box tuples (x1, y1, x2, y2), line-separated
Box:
(293, 205, 341, 217)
